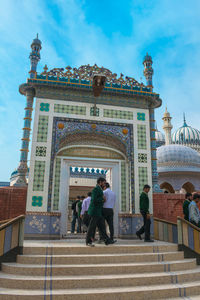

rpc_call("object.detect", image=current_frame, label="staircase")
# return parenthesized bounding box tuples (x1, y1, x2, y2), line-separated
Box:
(0, 240, 200, 299)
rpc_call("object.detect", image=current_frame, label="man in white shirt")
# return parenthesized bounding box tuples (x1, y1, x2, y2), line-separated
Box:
(81, 192, 92, 229)
(103, 182, 116, 241)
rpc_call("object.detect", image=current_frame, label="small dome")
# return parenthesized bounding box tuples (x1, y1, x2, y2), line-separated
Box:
(172, 120, 200, 145)
(31, 34, 42, 48)
(143, 53, 152, 63)
(155, 130, 165, 142)
(157, 144, 200, 173)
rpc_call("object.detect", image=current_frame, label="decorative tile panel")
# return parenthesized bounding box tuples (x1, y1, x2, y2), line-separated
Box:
(121, 162, 126, 212)
(138, 153, 147, 163)
(53, 158, 61, 210)
(90, 107, 100, 116)
(33, 161, 45, 191)
(138, 167, 148, 194)
(137, 124, 147, 150)
(137, 112, 145, 121)
(35, 146, 47, 157)
(40, 103, 49, 112)
(54, 104, 86, 115)
(32, 196, 43, 207)
(37, 116, 49, 142)
(103, 109, 133, 120)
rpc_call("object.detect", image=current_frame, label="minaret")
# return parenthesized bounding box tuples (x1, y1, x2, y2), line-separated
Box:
(143, 53, 153, 91)
(29, 34, 42, 78)
(162, 107, 173, 145)
(14, 35, 42, 186)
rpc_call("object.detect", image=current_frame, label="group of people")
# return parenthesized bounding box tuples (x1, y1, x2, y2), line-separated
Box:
(183, 192, 200, 227)
(71, 177, 116, 247)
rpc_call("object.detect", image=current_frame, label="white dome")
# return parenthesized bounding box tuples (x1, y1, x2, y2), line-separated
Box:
(155, 130, 165, 142)
(157, 144, 200, 173)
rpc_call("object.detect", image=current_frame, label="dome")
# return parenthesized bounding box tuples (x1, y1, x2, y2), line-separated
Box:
(157, 144, 200, 173)
(143, 53, 152, 62)
(172, 119, 200, 145)
(155, 130, 165, 143)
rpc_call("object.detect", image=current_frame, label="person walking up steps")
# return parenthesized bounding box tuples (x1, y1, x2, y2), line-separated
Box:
(103, 182, 116, 242)
(86, 177, 113, 247)
(136, 184, 154, 242)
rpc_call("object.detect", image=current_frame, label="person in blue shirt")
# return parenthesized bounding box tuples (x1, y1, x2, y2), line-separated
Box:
(189, 194, 200, 227)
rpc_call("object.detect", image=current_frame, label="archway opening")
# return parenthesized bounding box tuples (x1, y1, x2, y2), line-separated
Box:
(160, 182, 175, 193)
(182, 182, 195, 193)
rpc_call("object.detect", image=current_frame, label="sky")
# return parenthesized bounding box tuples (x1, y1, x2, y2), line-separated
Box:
(0, 0, 200, 181)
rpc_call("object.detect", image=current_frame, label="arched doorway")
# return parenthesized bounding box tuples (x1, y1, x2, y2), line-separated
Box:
(182, 182, 195, 193)
(160, 182, 175, 193)
(52, 145, 128, 236)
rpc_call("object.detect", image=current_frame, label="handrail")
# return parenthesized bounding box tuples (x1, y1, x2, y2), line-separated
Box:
(0, 215, 25, 231)
(177, 216, 200, 232)
(154, 217, 177, 226)
(0, 218, 12, 225)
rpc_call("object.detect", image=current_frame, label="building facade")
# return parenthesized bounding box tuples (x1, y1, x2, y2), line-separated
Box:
(15, 37, 162, 238)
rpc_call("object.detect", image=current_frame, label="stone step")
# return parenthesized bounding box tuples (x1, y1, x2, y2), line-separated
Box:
(1, 281, 200, 299)
(0, 269, 200, 290)
(16, 251, 184, 264)
(2, 259, 196, 276)
(23, 244, 178, 255)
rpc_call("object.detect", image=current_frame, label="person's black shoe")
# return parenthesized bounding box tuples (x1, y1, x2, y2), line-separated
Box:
(144, 239, 154, 242)
(110, 239, 117, 244)
(136, 231, 142, 240)
(86, 242, 95, 247)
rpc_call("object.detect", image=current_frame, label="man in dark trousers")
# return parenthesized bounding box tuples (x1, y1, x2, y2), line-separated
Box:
(71, 196, 80, 233)
(86, 177, 113, 247)
(103, 182, 116, 242)
(136, 184, 154, 242)
(183, 192, 192, 221)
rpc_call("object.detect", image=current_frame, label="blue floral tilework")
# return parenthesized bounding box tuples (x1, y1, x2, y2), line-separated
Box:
(40, 103, 50, 112)
(137, 112, 145, 121)
(32, 196, 43, 207)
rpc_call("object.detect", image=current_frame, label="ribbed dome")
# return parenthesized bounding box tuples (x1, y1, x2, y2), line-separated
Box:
(172, 119, 200, 145)
(157, 144, 200, 173)
(155, 130, 165, 142)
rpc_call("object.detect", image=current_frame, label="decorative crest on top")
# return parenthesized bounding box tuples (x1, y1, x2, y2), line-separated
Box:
(40, 64, 145, 88)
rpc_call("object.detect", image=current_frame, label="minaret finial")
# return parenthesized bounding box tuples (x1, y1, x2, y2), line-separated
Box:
(183, 112, 187, 126)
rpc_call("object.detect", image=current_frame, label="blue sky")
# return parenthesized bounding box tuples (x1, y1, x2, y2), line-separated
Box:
(0, 0, 200, 181)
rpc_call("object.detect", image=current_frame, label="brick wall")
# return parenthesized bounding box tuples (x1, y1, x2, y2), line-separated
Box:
(0, 187, 27, 221)
(153, 193, 185, 223)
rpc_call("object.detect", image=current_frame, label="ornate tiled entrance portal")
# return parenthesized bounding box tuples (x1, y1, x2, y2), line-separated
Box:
(15, 37, 162, 238)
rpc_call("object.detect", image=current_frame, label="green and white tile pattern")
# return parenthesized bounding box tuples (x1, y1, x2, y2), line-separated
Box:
(53, 158, 61, 210)
(54, 104, 86, 115)
(121, 162, 126, 212)
(37, 116, 49, 142)
(137, 124, 147, 150)
(138, 153, 147, 163)
(138, 167, 148, 194)
(103, 109, 133, 120)
(33, 161, 45, 191)
(35, 146, 47, 157)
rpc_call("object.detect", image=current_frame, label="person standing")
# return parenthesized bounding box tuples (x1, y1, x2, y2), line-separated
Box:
(189, 194, 200, 227)
(103, 182, 116, 242)
(136, 185, 154, 242)
(71, 196, 80, 233)
(183, 192, 192, 221)
(81, 192, 92, 229)
(76, 196, 84, 233)
(86, 177, 113, 247)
